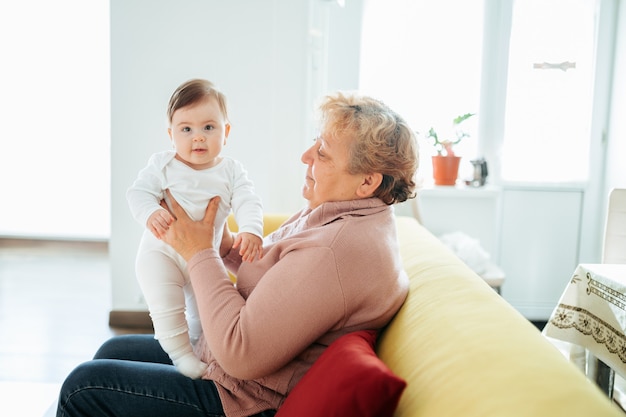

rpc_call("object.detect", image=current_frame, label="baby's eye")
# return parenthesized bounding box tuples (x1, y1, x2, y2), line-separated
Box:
(204, 125, 214, 131)
(182, 127, 191, 132)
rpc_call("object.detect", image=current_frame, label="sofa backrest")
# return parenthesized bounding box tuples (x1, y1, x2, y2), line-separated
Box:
(378, 215, 621, 417)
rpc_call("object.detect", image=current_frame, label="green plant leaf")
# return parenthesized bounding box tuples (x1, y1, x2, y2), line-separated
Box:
(452, 113, 475, 125)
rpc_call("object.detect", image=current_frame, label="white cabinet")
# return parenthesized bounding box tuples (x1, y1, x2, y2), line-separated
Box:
(400, 185, 502, 260)
(398, 185, 584, 321)
(499, 188, 583, 320)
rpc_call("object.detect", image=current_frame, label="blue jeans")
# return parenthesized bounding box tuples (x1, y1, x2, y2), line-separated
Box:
(57, 334, 276, 417)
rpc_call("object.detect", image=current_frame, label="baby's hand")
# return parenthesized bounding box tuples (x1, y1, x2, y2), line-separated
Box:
(147, 208, 174, 239)
(233, 232, 263, 262)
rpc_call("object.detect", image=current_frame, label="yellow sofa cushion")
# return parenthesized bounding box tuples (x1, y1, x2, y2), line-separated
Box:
(379, 216, 621, 417)
(227, 213, 290, 237)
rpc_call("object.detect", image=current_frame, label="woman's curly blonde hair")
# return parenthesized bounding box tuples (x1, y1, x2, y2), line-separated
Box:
(317, 92, 419, 205)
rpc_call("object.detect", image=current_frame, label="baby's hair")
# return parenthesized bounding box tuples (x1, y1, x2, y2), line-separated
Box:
(167, 79, 228, 124)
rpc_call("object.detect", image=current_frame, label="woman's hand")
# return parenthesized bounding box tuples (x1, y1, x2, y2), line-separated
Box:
(160, 189, 220, 261)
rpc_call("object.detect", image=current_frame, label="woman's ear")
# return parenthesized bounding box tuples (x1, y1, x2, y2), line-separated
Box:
(356, 172, 383, 198)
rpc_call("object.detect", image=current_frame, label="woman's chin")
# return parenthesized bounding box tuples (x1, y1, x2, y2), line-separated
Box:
(301, 191, 315, 208)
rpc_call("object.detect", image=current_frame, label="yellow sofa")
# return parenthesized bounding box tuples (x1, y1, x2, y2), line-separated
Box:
(381, 215, 622, 416)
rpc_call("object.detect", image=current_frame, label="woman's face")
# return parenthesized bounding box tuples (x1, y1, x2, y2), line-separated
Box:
(300, 132, 369, 209)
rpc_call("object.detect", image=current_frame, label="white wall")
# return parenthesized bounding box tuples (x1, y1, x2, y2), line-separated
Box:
(110, 0, 363, 312)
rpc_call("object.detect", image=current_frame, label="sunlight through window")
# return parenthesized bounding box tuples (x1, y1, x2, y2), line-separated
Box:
(0, 0, 110, 239)
(501, 0, 596, 183)
(359, 0, 484, 184)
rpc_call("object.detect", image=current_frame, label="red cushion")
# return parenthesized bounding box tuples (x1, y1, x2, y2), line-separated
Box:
(276, 330, 406, 417)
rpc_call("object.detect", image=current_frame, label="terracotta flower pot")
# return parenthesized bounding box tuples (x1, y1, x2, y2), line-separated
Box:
(432, 155, 461, 186)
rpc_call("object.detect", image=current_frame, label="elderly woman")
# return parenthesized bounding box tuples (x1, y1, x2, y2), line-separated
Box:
(57, 91, 419, 417)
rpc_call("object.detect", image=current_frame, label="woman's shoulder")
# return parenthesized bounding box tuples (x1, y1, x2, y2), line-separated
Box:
(319, 199, 394, 231)
(268, 200, 394, 248)
(335, 209, 396, 243)
(312, 202, 395, 245)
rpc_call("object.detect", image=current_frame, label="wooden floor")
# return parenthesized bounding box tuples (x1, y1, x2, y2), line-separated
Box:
(0, 238, 151, 416)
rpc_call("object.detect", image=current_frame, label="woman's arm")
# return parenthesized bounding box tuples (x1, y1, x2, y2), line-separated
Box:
(187, 246, 346, 380)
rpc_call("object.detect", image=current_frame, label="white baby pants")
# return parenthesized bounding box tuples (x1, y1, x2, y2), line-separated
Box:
(135, 231, 207, 379)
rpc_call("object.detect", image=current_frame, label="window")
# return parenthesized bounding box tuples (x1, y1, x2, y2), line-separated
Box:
(359, 0, 601, 185)
(359, 0, 484, 184)
(0, 0, 110, 239)
(501, 0, 597, 183)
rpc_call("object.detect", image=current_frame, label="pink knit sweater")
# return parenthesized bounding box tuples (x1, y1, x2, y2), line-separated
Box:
(189, 198, 409, 417)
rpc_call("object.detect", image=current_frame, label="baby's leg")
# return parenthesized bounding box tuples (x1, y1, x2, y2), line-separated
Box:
(184, 284, 202, 345)
(135, 240, 207, 379)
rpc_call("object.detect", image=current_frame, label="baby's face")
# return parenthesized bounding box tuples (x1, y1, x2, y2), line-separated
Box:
(168, 96, 230, 170)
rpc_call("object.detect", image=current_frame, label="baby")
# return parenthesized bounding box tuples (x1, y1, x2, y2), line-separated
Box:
(127, 78, 264, 378)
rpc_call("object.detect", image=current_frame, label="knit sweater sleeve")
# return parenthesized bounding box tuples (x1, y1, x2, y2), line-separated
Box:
(187, 245, 346, 380)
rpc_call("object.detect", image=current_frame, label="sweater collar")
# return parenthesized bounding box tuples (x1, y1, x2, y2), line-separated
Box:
(300, 197, 390, 227)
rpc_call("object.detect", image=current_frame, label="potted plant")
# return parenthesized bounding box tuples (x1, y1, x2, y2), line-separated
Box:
(425, 113, 475, 185)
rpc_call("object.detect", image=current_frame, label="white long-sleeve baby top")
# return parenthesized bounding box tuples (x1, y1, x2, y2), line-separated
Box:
(127, 150, 263, 242)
